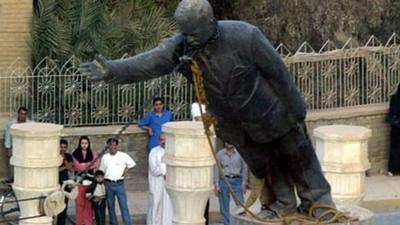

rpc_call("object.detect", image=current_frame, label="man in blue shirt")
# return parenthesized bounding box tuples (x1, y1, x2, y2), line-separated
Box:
(139, 97, 173, 150)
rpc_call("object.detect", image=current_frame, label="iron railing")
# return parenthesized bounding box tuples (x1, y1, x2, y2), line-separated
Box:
(0, 34, 399, 126)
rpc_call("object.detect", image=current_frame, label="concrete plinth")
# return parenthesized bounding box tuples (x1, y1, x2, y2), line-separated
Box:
(231, 204, 374, 225)
(314, 125, 371, 204)
(11, 123, 63, 225)
(162, 121, 215, 225)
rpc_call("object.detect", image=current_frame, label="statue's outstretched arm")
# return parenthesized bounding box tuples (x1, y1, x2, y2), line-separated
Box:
(251, 27, 306, 120)
(82, 34, 183, 84)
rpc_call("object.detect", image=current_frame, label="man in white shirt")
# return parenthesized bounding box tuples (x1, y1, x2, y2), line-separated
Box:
(100, 138, 136, 225)
(147, 134, 172, 225)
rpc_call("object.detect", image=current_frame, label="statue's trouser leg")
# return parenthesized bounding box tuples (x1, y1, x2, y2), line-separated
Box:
(273, 122, 334, 212)
(236, 136, 296, 215)
(260, 179, 272, 208)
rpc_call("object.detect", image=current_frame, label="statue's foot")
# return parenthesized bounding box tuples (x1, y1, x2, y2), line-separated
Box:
(256, 209, 280, 219)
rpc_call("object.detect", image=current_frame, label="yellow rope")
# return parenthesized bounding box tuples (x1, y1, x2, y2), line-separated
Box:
(190, 60, 358, 225)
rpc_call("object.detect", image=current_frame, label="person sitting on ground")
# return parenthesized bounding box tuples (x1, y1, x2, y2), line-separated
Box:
(86, 170, 106, 225)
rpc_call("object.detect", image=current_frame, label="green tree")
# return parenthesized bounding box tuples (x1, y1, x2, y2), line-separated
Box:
(31, 0, 176, 66)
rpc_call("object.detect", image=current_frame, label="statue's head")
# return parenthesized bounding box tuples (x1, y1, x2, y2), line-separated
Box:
(174, 0, 217, 48)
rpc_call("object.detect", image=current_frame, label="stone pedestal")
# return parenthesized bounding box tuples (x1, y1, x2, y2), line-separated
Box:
(231, 204, 374, 225)
(162, 121, 215, 225)
(314, 125, 372, 204)
(11, 123, 63, 225)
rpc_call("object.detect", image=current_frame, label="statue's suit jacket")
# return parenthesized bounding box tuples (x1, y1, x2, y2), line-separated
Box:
(106, 21, 306, 146)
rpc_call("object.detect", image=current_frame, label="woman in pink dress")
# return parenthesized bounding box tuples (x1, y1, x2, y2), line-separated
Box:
(72, 136, 99, 225)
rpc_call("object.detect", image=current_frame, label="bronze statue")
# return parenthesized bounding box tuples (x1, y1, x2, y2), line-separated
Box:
(80, 0, 334, 219)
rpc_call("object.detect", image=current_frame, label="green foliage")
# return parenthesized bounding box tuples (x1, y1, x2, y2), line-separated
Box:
(31, 0, 176, 66)
(226, 0, 400, 51)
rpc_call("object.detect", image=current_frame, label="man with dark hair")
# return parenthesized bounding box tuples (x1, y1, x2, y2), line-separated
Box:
(139, 97, 173, 151)
(56, 139, 74, 225)
(4, 106, 31, 182)
(214, 142, 248, 225)
(107, 137, 119, 145)
(100, 138, 135, 225)
(152, 97, 163, 105)
(81, 0, 335, 220)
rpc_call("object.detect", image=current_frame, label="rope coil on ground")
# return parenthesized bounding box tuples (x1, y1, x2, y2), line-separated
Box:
(190, 60, 357, 225)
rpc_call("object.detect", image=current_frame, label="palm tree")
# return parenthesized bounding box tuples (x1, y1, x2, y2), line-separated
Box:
(31, 0, 176, 66)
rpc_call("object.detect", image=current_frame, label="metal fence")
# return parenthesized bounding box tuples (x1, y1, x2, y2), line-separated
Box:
(0, 34, 399, 126)
(282, 34, 400, 110)
(0, 56, 193, 126)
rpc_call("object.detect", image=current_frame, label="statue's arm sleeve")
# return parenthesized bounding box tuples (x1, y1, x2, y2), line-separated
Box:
(251, 27, 306, 120)
(106, 34, 182, 84)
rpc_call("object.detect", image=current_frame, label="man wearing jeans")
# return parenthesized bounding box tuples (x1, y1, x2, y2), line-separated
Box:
(214, 142, 248, 225)
(100, 138, 136, 225)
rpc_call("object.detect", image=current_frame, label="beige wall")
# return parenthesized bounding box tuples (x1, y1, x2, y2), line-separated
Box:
(0, 104, 391, 190)
(0, 0, 32, 72)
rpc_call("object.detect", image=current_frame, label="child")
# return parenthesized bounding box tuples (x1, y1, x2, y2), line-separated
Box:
(86, 170, 106, 225)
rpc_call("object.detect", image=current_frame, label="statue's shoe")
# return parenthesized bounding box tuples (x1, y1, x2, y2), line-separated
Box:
(256, 209, 280, 219)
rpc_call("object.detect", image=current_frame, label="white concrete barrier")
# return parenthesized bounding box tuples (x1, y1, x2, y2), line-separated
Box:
(11, 123, 63, 225)
(314, 125, 371, 204)
(163, 121, 215, 225)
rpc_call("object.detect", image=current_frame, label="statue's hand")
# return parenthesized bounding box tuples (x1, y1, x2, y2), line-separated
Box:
(79, 55, 112, 81)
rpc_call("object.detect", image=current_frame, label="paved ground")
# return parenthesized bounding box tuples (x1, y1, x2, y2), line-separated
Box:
(63, 174, 400, 224)
(2, 174, 398, 224)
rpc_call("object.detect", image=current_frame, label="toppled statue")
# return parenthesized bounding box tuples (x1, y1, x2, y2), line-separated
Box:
(80, 0, 334, 219)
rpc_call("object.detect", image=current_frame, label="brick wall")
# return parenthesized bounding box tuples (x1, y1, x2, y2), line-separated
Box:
(0, 0, 32, 71)
(0, 104, 391, 190)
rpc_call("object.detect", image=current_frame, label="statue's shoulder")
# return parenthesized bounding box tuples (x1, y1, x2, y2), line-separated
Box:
(218, 20, 258, 33)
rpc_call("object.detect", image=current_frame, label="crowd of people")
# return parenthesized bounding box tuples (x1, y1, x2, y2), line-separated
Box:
(3, 101, 254, 225)
(56, 136, 136, 225)
(11, 84, 400, 225)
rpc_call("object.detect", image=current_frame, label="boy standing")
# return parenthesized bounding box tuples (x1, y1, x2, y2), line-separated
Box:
(86, 170, 106, 225)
